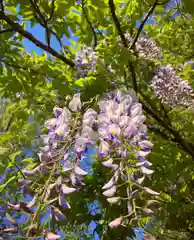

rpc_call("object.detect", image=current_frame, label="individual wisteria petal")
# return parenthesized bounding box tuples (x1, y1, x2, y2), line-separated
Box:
(18, 179, 32, 186)
(8, 203, 20, 211)
(59, 194, 71, 209)
(22, 166, 40, 176)
(140, 166, 154, 175)
(45, 232, 61, 240)
(70, 173, 85, 187)
(74, 165, 88, 176)
(45, 118, 57, 130)
(136, 176, 145, 185)
(38, 152, 49, 163)
(143, 187, 160, 196)
(143, 208, 154, 215)
(108, 123, 121, 137)
(107, 197, 121, 204)
(75, 136, 88, 153)
(147, 200, 159, 206)
(98, 126, 109, 140)
(108, 217, 123, 228)
(102, 175, 118, 190)
(58, 107, 71, 124)
(51, 207, 67, 221)
(130, 103, 143, 117)
(127, 201, 133, 214)
(103, 185, 117, 197)
(98, 140, 110, 158)
(55, 123, 69, 138)
(53, 107, 63, 118)
(69, 93, 82, 112)
(61, 184, 76, 195)
(82, 109, 97, 126)
(101, 159, 119, 170)
(119, 115, 130, 128)
(136, 161, 152, 167)
(81, 126, 95, 140)
(139, 140, 153, 151)
(27, 196, 37, 208)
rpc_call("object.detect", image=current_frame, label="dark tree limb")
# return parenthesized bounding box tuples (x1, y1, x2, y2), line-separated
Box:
(108, 0, 138, 91)
(0, 11, 75, 67)
(108, 0, 128, 47)
(130, 0, 158, 49)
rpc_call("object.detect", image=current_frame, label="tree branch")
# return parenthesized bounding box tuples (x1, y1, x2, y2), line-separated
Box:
(130, 0, 158, 49)
(29, 0, 51, 46)
(108, 0, 138, 91)
(108, 0, 128, 47)
(0, 11, 75, 67)
(80, 0, 97, 48)
(140, 94, 194, 157)
(0, 58, 50, 76)
(47, 0, 55, 21)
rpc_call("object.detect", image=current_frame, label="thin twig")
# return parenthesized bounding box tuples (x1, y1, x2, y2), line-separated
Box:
(108, 0, 128, 47)
(80, 0, 97, 48)
(7, 156, 26, 179)
(130, 0, 158, 49)
(0, 12, 75, 67)
(0, 58, 50, 76)
(0, 29, 14, 34)
(29, 0, 51, 46)
(4, 115, 15, 132)
(47, 0, 55, 21)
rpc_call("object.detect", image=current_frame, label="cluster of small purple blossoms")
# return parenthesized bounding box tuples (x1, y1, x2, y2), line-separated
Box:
(75, 46, 98, 78)
(118, 33, 162, 60)
(10, 91, 159, 234)
(12, 94, 98, 238)
(96, 90, 159, 228)
(151, 65, 194, 108)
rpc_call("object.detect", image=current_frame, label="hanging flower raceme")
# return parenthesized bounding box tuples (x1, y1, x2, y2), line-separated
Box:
(96, 90, 158, 227)
(75, 46, 98, 78)
(14, 93, 98, 237)
(118, 33, 162, 60)
(12, 90, 158, 235)
(151, 65, 194, 108)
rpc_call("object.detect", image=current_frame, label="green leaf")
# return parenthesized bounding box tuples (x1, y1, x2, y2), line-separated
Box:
(0, 176, 16, 192)
(0, 146, 9, 155)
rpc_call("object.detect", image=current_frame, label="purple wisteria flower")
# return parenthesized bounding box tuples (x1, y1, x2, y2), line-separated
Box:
(151, 65, 194, 108)
(96, 90, 157, 224)
(75, 46, 98, 78)
(118, 33, 162, 60)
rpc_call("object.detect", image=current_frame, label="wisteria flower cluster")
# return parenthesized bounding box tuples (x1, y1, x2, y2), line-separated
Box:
(8, 91, 158, 237)
(151, 65, 194, 108)
(95, 90, 158, 227)
(118, 33, 162, 60)
(9, 93, 97, 239)
(75, 46, 98, 78)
